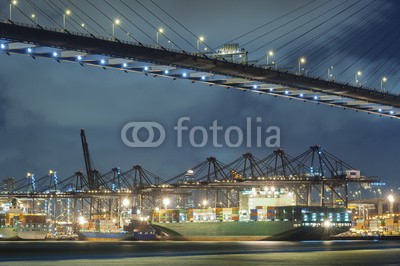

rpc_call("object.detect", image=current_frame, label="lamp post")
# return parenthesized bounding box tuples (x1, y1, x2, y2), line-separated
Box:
(355, 71, 362, 85)
(380, 76, 387, 91)
(10, 0, 17, 21)
(31, 13, 38, 24)
(197, 36, 205, 51)
(63, 9, 71, 30)
(298, 57, 306, 75)
(112, 19, 120, 39)
(267, 50, 274, 65)
(327, 66, 334, 80)
(156, 28, 164, 46)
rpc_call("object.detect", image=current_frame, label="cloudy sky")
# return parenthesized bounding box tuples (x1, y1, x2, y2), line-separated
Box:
(0, 0, 399, 190)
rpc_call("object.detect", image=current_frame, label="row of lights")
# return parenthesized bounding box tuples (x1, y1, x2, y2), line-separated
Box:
(8, 2, 392, 90)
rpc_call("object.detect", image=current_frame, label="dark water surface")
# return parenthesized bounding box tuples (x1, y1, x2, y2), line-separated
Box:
(0, 240, 399, 265)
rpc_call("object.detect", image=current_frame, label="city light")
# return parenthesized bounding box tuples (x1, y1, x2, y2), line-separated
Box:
(27, 48, 32, 53)
(298, 57, 306, 74)
(182, 72, 187, 77)
(144, 66, 149, 71)
(163, 198, 170, 208)
(388, 194, 394, 203)
(122, 198, 130, 207)
(100, 59, 106, 64)
(0, 43, 5, 49)
(123, 62, 128, 68)
(77, 55, 82, 61)
(78, 216, 86, 225)
(52, 51, 58, 57)
(164, 69, 169, 74)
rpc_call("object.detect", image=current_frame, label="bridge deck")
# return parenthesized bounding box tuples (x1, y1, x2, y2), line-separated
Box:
(0, 22, 399, 118)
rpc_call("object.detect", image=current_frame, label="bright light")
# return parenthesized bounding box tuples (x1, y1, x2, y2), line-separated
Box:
(52, 51, 58, 57)
(12, 0, 17, 5)
(114, 19, 121, 25)
(123, 62, 128, 68)
(253, 85, 258, 89)
(164, 69, 169, 74)
(155, 207, 160, 212)
(378, 108, 382, 112)
(299, 57, 306, 64)
(284, 91, 289, 95)
(163, 198, 170, 207)
(144, 66, 149, 71)
(187, 169, 194, 175)
(182, 72, 187, 77)
(77, 55, 82, 61)
(0, 44, 5, 49)
(122, 198, 130, 207)
(202, 200, 208, 206)
(388, 195, 395, 203)
(299, 93, 304, 97)
(382, 76, 388, 82)
(201, 76, 206, 80)
(268, 50, 274, 56)
(390, 111, 394, 115)
(199, 36, 205, 42)
(27, 48, 32, 53)
(323, 220, 331, 227)
(313, 96, 318, 100)
(65, 9, 71, 16)
(356, 71, 362, 76)
(269, 88, 274, 92)
(158, 28, 164, 33)
(78, 216, 86, 225)
(49, 170, 54, 174)
(112, 218, 117, 223)
(31, 14, 35, 19)
(81, 23, 85, 27)
(100, 59, 106, 64)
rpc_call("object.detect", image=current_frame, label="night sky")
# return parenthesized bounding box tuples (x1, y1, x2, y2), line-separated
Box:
(0, 0, 399, 190)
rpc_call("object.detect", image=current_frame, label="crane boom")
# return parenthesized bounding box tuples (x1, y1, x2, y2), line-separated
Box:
(80, 129, 95, 190)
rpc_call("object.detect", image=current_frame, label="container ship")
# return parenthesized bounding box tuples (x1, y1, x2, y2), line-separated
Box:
(0, 207, 49, 240)
(150, 188, 351, 241)
(150, 205, 351, 241)
(76, 218, 156, 241)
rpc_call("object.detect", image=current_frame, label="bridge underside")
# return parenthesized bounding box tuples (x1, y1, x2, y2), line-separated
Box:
(0, 22, 399, 118)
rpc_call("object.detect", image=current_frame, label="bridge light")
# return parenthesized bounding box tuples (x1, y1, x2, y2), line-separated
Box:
(27, 48, 33, 53)
(158, 28, 164, 34)
(253, 85, 258, 89)
(0, 44, 5, 50)
(378, 108, 382, 112)
(299, 93, 304, 97)
(100, 59, 106, 64)
(269, 88, 274, 92)
(284, 90, 289, 95)
(163, 198, 170, 208)
(144, 66, 149, 71)
(77, 55, 82, 61)
(114, 19, 120, 25)
(52, 51, 58, 57)
(201, 76, 206, 80)
(313, 96, 318, 100)
(164, 69, 169, 74)
(182, 72, 187, 77)
(122, 62, 128, 68)
(355, 71, 362, 84)
(81, 23, 85, 28)
(390, 110, 394, 115)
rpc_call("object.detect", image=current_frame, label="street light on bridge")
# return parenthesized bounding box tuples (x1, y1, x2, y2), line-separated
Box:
(380, 76, 388, 91)
(298, 57, 306, 75)
(157, 28, 164, 47)
(112, 19, 121, 39)
(9, 0, 17, 21)
(355, 71, 362, 85)
(31, 13, 38, 24)
(267, 50, 274, 65)
(63, 9, 71, 30)
(197, 36, 205, 51)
